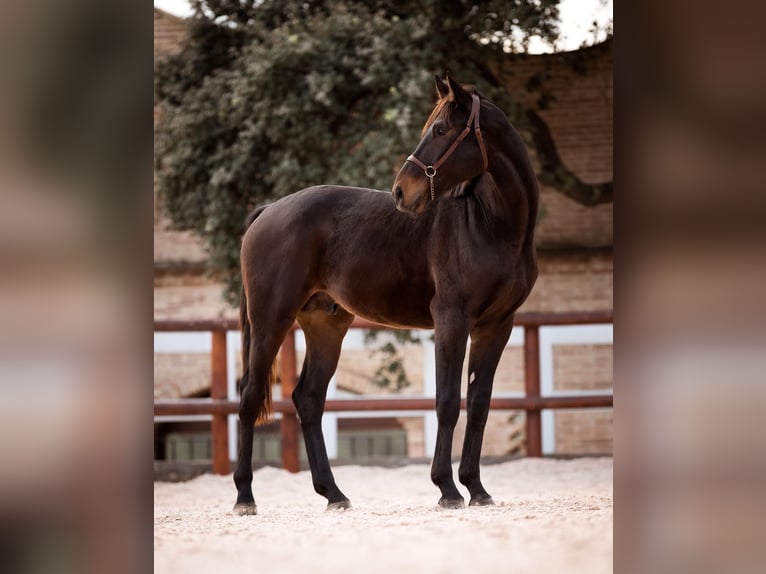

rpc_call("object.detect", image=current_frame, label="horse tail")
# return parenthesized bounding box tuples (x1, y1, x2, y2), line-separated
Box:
(239, 204, 277, 424)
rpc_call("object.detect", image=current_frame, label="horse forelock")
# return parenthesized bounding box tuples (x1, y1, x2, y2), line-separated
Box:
(421, 96, 454, 136)
(420, 85, 483, 137)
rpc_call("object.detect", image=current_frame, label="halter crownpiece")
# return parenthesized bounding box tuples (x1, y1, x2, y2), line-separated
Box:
(405, 93, 489, 200)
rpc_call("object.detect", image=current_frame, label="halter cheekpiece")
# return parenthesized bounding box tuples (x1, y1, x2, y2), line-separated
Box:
(405, 93, 489, 201)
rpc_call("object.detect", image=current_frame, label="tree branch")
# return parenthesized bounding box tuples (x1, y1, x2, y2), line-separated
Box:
(525, 108, 613, 206)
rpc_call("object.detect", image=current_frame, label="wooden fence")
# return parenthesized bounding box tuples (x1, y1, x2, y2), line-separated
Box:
(154, 311, 613, 474)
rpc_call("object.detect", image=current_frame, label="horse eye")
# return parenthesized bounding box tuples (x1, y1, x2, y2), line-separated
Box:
(435, 126, 446, 136)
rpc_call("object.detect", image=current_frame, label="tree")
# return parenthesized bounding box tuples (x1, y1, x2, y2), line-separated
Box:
(155, 0, 611, 306)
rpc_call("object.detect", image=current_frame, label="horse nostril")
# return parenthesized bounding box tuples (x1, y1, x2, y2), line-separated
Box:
(395, 186, 403, 203)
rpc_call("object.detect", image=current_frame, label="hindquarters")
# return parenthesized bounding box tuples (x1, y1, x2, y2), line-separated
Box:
(238, 189, 352, 415)
(235, 197, 332, 512)
(240, 196, 328, 324)
(240, 195, 329, 381)
(238, 205, 276, 422)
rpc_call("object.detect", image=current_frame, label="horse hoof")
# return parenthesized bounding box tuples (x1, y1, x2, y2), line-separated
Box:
(438, 497, 465, 510)
(469, 495, 495, 507)
(326, 500, 352, 511)
(233, 502, 257, 516)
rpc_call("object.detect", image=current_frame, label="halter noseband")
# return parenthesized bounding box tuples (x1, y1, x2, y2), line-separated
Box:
(405, 93, 489, 201)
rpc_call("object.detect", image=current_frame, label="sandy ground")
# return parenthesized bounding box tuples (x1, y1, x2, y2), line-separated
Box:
(155, 457, 612, 574)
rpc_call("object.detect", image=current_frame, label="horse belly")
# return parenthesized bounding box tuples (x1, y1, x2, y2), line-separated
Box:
(327, 272, 434, 329)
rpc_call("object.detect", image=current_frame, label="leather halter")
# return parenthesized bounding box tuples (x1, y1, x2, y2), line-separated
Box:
(406, 93, 489, 200)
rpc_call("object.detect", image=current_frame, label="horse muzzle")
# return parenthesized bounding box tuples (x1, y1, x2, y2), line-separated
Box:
(392, 174, 429, 214)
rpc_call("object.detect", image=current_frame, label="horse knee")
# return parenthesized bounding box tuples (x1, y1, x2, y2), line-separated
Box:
(292, 388, 322, 426)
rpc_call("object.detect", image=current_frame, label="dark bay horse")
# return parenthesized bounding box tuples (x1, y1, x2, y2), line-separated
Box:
(234, 75, 538, 514)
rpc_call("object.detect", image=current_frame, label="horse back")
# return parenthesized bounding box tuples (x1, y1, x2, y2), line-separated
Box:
(241, 185, 435, 327)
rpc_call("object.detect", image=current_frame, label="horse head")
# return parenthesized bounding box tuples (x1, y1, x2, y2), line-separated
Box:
(392, 74, 489, 214)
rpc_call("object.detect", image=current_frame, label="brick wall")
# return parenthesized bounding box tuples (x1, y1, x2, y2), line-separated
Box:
(551, 342, 613, 454)
(154, 271, 234, 320)
(154, 8, 187, 61)
(155, 353, 211, 400)
(154, 9, 209, 265)
(536, 189, 612, 248)
(491, 41, 613, 184)
(553, 344, 613, 391)
(554, 410, 613, 454)
(491, 40, 613, 250)
(520, 249, 613, 313)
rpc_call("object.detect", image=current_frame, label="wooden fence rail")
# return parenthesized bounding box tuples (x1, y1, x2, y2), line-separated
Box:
(154, 310, 613, 474)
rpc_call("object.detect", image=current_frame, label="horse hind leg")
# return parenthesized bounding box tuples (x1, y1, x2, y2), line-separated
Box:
(232, 314, 295, 516)
(294, 297, 354, 510)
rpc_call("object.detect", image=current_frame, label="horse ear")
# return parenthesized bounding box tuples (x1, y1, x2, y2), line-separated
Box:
(446, 74, 472, 107)
(434, 75, 449, 99)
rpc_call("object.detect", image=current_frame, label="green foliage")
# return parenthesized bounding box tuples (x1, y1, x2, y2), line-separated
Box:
(154, 0, 564, 304)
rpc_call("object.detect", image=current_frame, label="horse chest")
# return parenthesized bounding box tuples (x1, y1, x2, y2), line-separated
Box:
(431, 240, 531, 315)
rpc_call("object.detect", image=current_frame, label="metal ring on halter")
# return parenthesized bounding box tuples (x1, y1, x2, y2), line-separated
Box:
(425, 166, 436, 200)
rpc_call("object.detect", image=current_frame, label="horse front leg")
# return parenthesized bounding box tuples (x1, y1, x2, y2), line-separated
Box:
(430, 305, 471, 509)
(458, 318, 514, 506)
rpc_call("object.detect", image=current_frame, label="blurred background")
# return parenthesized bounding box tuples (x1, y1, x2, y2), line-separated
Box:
(616, 3, 766, 573)
(0, 0, 764, 573)
(0, 1, 151, 573)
